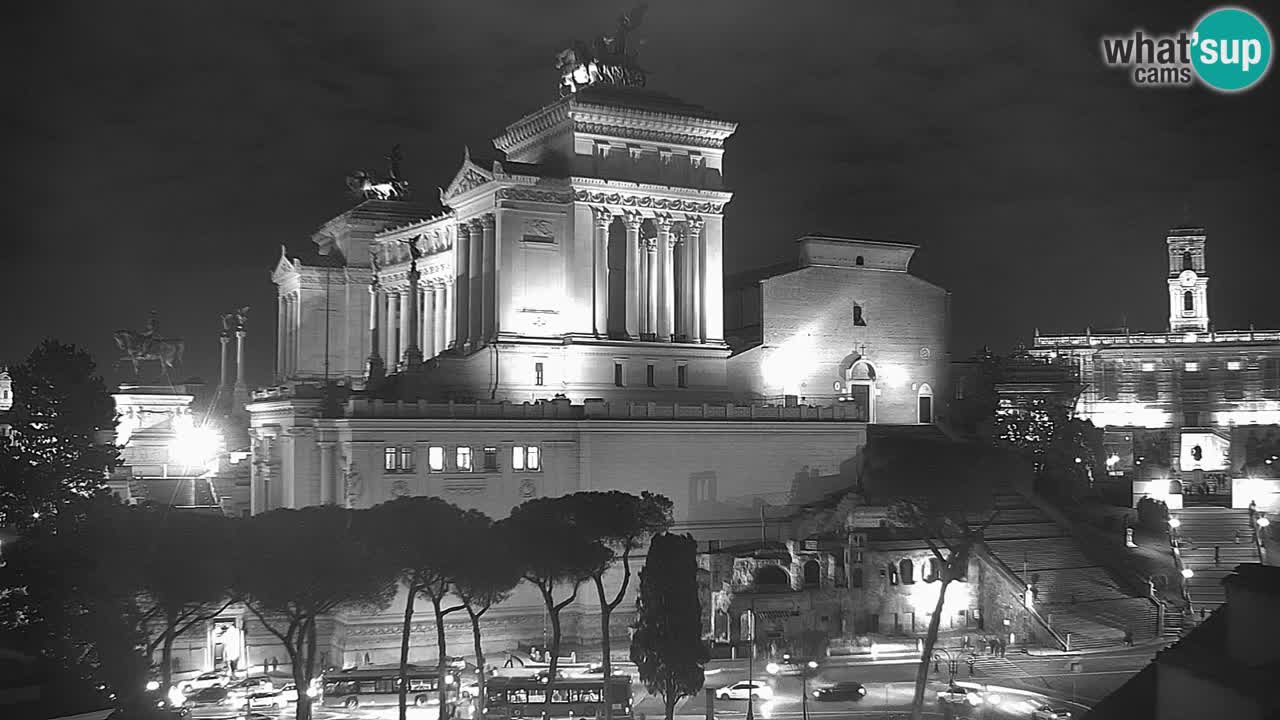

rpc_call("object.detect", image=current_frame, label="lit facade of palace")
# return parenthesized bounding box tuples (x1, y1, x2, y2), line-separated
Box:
(227, 82, 954, 673)
(1030, 227, 1280, 511)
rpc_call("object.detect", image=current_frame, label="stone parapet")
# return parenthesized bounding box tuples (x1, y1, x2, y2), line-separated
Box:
(341, 398, 866, 422)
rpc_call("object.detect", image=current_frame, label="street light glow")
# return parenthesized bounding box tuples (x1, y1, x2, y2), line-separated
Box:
(170, 423, 222, 468)
(1181, 568, 1195, 579)
(1259, 517, 1271, 528)
(1168, 517, 1181, 529)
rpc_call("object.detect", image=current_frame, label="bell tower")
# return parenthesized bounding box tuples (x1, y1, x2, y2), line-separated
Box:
(1167, 227, 1209, 333)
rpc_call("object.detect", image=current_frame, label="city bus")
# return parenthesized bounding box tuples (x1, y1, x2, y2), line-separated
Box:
(321, 666, 458, 711)
(483, 676, 633, 720)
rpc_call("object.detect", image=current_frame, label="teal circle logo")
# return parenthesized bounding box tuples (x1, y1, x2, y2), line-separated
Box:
(1192, 7, 1273, 92)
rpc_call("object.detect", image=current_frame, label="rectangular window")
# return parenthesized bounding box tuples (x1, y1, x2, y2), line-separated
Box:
(483, 446, 498, 471)
(1141, 361, 1157, 372)
(1098, 361, 1119, 400)
(1227, 360, 1243, 371)
(1185, 361, 1200, 372)
(614, 362, 624, 387)
(646, 363, 656, 387)
(677, 364, 688, 388)
(535, 362, 544, 387)
(456, 446, 472, 471)
(1224, 362, 1245, 400)
(384, 447, 397, 472)
(398, 447, 414, 472)
(1138, 370, 1158, 402)
(1266, 359, 1280, 399)
(512, 445, 541, 471)
(428, 446, 445, 472)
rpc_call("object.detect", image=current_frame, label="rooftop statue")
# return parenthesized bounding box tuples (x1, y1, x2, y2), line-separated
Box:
(114, 311, 186, 379)
(220, 306, 251, 332)
(346, 144, 410, 200)
(557, 4, 649, 96)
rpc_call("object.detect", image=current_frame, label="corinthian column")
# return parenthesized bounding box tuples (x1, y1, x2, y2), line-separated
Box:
(592, 207, 611, 336)
(367, 283, 384, 384)
(388, 291, 402, 367)
(403, 262, 423, 369)
(624, 213, 642, 339)
(443, 280, 455, 350)
(657, 215, 675, 342)
(468, 218, 484, 348)
(275, 296, 286, 382)
(645, 237, 659, 339)
(234, 327, 248, 407)
(455, 223, 471, 351)
(687, 216, 705, 343)
(480, 214, 496, 343)
(422, 284, 435, 359)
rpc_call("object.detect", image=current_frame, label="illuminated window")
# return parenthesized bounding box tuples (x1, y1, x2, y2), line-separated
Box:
(1227, 360, 1243, 371)
(385, 446, 413, 473)
(534, 362, 544, 387)
(677, 364, 688, 388)
(899, 559, 915, 585)
(456, 446, 472, 471)
(1184, 361, 1200, 372)
(1224, 361, 1244, 400)
(427, 446, 445, 472)
(1265, 359, 1280, 398)
(646, 364, 655, 387)
(513, 446, 541, 471)
(1141, 362, 1156, 372)
(483, 447, 498, 471)
(614, 362, 624, 387)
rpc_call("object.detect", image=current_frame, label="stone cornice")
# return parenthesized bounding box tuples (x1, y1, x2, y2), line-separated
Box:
(571, 187, 728, 216)
(493, 102, 573, 155)
(572, 176, 732, 202)
(495, 186, 576, 205)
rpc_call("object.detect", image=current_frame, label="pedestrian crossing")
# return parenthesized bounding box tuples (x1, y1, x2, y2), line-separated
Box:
(969, 657, 1031, 679)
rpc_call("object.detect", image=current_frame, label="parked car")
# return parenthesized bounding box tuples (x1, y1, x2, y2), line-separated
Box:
(1032, 705, 1074, 719)
(936, 685, 978, 706)
(225, 676, 276, 703)
(182, 687, 241, 718)
(811, 681, 867, 701)
(716, 681, 773, 701)
(246, 683, 300, 711)
(180, 671, 231, 695)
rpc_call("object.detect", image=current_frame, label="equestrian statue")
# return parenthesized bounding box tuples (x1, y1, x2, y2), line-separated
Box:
(114, 312, 185, 379)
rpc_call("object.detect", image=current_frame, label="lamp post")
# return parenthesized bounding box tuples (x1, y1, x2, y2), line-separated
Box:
(800, 660, 818, 720)
(745, 599, 755, 720)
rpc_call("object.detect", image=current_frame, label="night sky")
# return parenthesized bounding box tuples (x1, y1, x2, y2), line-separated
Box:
(5, 1, 1278, 390)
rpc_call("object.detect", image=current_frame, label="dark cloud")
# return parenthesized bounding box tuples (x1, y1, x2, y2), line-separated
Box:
(4, 0, 1278, 384)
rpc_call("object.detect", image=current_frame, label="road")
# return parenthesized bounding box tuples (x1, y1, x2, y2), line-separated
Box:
(193, 646, 1160, 720)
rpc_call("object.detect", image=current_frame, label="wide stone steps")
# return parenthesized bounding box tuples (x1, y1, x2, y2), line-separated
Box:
(1173, 508, 1260, 614)
(984, 538, 1098, 572)
(979, 493, 1158, 650)
(981, 522, 1066, 540)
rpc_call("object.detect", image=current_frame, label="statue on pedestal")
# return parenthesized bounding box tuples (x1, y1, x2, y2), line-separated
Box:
(114, 312, 185, 380)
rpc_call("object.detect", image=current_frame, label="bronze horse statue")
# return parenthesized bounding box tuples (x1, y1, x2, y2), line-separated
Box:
(114, 330, 185, 378)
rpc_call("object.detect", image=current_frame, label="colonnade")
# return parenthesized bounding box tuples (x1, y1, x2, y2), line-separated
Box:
(370, 280, 455, 369)
(592, 210, 707, 342)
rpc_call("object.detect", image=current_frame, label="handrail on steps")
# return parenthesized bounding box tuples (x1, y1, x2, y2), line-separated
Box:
(974, 540, 1069, 651)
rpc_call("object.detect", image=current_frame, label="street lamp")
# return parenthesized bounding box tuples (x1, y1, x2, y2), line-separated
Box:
(800, 660, 818, 720)
(1168, 517, 1181, 530)
(1181, 567, 1195, 579)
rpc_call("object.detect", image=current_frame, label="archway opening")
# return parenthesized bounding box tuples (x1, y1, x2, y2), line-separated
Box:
(802, 560, 820, 588)
(755, 564, 789, 588)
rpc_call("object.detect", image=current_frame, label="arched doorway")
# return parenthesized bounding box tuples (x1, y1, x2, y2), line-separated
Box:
(845, 360, 877, 422)
(917, 383, 934, 424)
(802, 560, 820, 588)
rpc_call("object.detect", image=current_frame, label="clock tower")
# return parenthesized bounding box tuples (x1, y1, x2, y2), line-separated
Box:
(1167, 227, 1209, 333)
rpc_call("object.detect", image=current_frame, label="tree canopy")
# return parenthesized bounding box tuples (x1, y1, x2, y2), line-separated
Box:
(630, 533, 707, 720)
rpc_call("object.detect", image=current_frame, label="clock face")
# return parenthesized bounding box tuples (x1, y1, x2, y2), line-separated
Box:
(1179, 269, 1198, 287)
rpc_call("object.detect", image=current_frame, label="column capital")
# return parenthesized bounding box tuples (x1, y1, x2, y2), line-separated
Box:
(684, 215, 706, 234)
(235, 329, 247, 339)
(654, 214, 675, 232)
(591, 206, 613, 229)
(457, 222, 472, 238)
(480, 213, 496, 230)
(623, 212, 644, 231)
(643, 237, 659, 253)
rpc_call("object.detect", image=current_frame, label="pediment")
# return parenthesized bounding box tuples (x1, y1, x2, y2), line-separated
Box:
(271, 246, 298, 284)
(441, 150, 495, 203)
